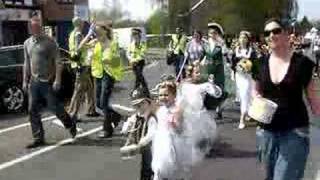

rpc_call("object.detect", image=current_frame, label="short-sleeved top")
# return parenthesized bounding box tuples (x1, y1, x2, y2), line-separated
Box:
(255, 52, 314, 131)
(24, 35, 59, 82)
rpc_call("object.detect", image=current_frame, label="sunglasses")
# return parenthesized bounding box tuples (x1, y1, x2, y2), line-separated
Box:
(264, 28, 282, 37)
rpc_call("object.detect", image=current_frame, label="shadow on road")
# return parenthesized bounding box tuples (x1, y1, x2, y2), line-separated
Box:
(207, 140, 257, 159)
(66, 135, 125, 147)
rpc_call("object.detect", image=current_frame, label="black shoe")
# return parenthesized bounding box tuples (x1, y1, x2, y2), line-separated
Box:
(26, 140, 45, 149)
(69, 118, 77, 138)
(97, 131, 112, 139)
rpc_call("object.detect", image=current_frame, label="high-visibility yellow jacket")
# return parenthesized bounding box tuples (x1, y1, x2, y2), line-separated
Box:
(68, 29, 87, 68)
(169, 34, 187, 55)
(128, 41, 147, 63)
(91, 40, 124, 81)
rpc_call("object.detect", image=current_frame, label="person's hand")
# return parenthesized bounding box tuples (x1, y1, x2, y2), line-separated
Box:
(208, 74, 215, 83)
(87, 23, 96, 37)
(52, 81, 61, 92)
(22, 82, 29, 93)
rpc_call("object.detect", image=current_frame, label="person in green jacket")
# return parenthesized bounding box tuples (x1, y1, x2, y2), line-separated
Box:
(203, 22, 227, 119)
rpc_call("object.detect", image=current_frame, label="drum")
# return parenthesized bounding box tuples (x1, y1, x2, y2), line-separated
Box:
(248, 97, 278, 124)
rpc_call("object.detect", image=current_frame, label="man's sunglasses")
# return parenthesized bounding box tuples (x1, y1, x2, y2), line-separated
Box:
(264, 28, 282, 37)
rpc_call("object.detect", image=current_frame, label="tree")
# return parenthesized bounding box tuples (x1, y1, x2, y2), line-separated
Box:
(146, 10, 169, 34)
(299, 16, 313, 32)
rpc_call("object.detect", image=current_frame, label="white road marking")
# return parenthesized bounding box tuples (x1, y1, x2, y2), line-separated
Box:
(0, 102, 134, 135)
(0, 116, 56, 135)
(0, 126, 103, 171)
(51, 119, 83, 132)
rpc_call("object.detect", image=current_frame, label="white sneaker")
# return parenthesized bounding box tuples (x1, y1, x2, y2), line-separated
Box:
(238, 123, 245, 129)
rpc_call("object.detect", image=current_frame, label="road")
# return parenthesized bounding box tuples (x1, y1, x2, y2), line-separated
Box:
(0, 56, 319, 180)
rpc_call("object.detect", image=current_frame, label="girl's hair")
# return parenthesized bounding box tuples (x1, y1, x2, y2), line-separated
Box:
(98, 25, 112, 40)
(186, 60, 201, 78)
(193, 30, 203, 39)
(158, 81, 177, 96)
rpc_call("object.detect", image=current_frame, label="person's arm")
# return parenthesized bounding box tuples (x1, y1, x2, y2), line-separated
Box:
(138, 117, 157, 147)
(23, 41, 31, 91)
(53, 41, 62, 85)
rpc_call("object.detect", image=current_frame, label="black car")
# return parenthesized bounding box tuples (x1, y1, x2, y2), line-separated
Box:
(0, 45, 75, 113)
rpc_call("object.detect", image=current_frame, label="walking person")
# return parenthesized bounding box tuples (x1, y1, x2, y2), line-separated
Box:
(91, 21, 124, 138)
(234, 31, 256, 129)
(67, 17, 97, 121)
(127, 28, 149, 95)
(23, 14, 77, 148)
(203, 22, 226, 119)
(120, 88, 157, 180)
(254, 18, 315, 180)
(168, 27, 188, 78)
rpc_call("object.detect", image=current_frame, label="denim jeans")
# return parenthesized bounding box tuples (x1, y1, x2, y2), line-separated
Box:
(95, 73, 121, 135)
(28, 80, 72, 141)
(256, 127, 310, 180)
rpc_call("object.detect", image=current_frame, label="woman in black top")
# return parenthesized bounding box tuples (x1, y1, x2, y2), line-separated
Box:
(253, 19, 315, 180)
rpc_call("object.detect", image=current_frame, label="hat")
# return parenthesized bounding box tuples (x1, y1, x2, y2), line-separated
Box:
(130, 88, 150, 106)
(240, 31, 251, 38)
(132, 28, 142, 34)
(208, 22, 224, 36)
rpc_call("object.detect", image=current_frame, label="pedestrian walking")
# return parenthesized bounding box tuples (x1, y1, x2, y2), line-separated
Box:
(120, 88, 157, 180)
(67, 17, 97, 121)
(167, 27, 188, 79)
(23, 14, 77, 149)
(91, 21, 124, 138)
(127, 28, 149, 95)
(254, 18, 315, 180)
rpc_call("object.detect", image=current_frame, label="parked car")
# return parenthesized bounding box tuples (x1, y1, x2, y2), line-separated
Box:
(0, 45, 75, 113)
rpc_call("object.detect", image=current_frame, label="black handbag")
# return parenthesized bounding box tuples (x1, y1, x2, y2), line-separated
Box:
(166, 51, 177, 65)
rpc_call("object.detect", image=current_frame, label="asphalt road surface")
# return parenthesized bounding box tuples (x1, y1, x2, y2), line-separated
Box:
(0, 57, 319, 180)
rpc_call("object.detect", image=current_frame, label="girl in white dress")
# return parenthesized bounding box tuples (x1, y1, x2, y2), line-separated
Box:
(234, 31, 255, 129)
(177, 61, 222, 162)
(152, 82, 192, 180)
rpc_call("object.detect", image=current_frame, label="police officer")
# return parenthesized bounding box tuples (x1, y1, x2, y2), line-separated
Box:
(127, 28, 149, 95)
(68, 17, 97, 121)
(168, 27, 188, 77)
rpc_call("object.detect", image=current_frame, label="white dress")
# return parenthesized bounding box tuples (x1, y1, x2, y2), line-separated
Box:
(152, 104, 192, 180)
(177, 81, 221, 164)
(235, 47, 253, 115)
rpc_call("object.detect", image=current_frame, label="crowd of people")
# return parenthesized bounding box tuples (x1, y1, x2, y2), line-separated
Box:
(22, 12, 320, 180)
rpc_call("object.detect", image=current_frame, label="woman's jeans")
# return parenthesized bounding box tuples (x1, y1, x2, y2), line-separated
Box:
(95, 73, 121, 135)
(256, 127, 310, 180)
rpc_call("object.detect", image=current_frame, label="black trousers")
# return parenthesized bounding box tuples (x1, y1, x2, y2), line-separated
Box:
(140, 145, 153, 180)
(132, 60, 149, 92)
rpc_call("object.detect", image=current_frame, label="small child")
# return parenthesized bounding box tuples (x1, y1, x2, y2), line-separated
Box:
(120, 88, 157, 180)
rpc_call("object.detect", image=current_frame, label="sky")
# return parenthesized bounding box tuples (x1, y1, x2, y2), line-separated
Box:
(297, 0, 320, 20)
(89, 0, 320, 21)
(89, 0, 155, 21)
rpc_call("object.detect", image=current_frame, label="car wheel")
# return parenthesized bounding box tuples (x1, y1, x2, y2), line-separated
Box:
(1, 85, 25, 112)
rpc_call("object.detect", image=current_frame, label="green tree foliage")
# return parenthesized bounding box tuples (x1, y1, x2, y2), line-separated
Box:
(162, 0, 299, 34)
(146, 10, 169, 34)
